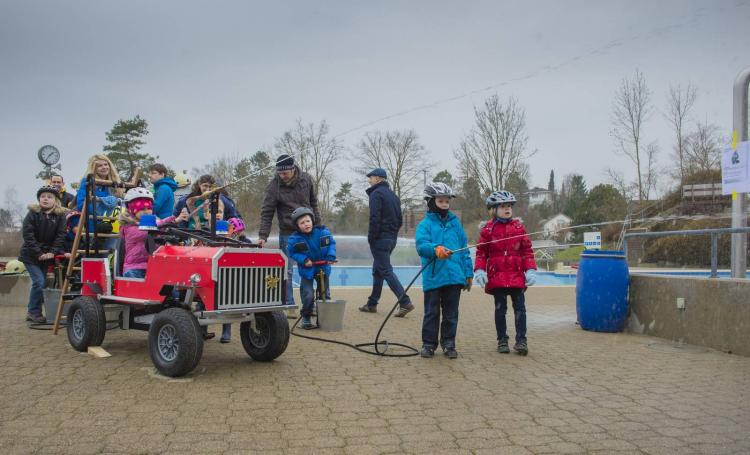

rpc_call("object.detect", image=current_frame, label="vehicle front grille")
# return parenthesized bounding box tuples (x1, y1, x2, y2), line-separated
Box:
(216, 266, 285, 309)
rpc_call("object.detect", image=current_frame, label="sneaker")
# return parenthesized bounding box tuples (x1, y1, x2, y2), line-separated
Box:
(300, 317, 315, 330)
(393, 303, 414, 318)
(497, 340, 510, 354)
(202, 332, 215, 340)
(358, 304, 377, 313)
(420, 346, 435, 358)
(26, 313, 46, 324)
(443, 347, 458, 359)
(513, 341, 528, 356)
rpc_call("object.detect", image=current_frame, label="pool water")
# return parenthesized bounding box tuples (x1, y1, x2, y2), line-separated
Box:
(295, 266, 577, 287)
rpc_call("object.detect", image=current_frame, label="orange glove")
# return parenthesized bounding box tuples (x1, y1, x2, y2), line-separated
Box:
(435, 245, 452, 260)
(464, 277, 472, 291)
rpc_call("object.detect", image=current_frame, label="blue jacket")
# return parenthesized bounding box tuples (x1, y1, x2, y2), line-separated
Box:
(366, 181, 402, 243)
(415, 211, 473, 292)
(75, 177, 120, 232)
(152, 177, 177, 219)
(287, 226, 337, 281)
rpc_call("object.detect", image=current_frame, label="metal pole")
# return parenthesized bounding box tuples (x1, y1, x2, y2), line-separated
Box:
(731, 67, 750, 278)
(710, 233, 718, 278)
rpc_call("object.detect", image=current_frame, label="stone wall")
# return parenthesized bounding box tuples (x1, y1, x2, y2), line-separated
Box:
(626, 274, 750, 356)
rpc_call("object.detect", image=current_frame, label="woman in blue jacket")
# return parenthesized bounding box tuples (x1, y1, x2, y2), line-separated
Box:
(415, 183, 473, 359)
(75, 154, 123, 250)
(287, 206, 336, 329)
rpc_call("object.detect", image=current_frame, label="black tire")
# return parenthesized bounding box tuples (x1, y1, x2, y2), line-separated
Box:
(148, 308, 203, 377)
(240, 311, 290, 362)
(66, 296, 106, 352)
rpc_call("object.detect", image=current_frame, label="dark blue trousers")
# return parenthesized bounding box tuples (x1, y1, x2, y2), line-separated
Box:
(367, 238, 410, 308)
(492, 288, 527, 343)
(422, 285, 462, 349)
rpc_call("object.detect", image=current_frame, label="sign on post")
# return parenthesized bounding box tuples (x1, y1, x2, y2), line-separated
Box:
(722, 141, 750, 195)
(584, 232, 601, 250)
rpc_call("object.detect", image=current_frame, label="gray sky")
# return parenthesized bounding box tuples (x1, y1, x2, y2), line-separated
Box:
(1, 0, 749, 210)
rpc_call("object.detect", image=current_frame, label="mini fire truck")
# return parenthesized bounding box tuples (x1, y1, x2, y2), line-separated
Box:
(65, 221, 293, 378)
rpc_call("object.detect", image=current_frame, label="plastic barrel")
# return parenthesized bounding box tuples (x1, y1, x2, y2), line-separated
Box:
(575, 250, 629, 332)
(316, 300, 346, 331)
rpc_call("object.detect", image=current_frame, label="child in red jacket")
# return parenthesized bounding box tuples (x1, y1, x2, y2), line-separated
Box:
(473, 190, 537, 355)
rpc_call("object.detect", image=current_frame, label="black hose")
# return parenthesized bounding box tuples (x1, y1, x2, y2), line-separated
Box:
(290, 258, 436, 357)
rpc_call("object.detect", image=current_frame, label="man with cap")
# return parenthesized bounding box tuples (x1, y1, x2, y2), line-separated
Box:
(360, 168, 414, 316)
(258, 154, 321, 316)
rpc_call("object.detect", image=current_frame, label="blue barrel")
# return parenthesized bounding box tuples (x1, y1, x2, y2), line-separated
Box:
(575, 250, 629, 332)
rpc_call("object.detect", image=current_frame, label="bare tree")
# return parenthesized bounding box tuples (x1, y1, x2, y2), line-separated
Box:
(3, 186, 23, 228)
(275, 119, 343, 204)
(454, 94, 532, 194)
(604, 167, 638, 201)
(611, 69, 652, 203)
(354, 129, 430, 204)
(665, 83, 697, 185)
(684, 121, 722, 174)
(642, 142, 660, 200)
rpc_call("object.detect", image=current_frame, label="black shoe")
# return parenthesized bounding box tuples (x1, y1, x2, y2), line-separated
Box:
(497, 340, 510, 354)
(203, 332, 215, 340)
(393, 303, 414, 318)
(26, 313, 46, 324)
(443, 347, 458, 359)
(420, 346, 435, 358)
(359, 304, 377, 313)
(514, 341, 528, 356)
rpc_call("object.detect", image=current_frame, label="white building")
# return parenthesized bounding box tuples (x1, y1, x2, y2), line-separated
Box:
(542, 213, 573, 241)
(527, 187, 553, 207)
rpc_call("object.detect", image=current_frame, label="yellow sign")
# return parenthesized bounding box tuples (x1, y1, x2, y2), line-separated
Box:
(265, 275, 280, 289)
(732, 130, 738, 150)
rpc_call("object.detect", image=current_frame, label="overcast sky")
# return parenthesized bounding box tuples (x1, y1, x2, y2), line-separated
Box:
(1, 0, 749, 209)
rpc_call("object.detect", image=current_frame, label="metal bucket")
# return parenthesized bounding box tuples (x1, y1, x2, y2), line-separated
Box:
(316, 299, 346, 331)
(42, 288, 66, 324)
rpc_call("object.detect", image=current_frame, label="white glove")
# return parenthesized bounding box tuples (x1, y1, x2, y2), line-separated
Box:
(473, 270, 487, 288)
(525, 269, 537, 286)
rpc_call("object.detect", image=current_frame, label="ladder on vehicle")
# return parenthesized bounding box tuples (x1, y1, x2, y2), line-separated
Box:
(52, 171, 140, 334)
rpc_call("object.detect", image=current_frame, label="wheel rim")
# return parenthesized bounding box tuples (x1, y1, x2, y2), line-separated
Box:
(72, 309, 85, 341)
(249, 317, 270, 348)
(157, 324, 179, 362)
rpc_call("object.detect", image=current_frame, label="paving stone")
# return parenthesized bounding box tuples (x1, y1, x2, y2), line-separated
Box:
(1, 287, 748, 454)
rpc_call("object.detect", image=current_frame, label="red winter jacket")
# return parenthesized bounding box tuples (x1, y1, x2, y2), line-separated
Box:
(474, 218, 536, 291)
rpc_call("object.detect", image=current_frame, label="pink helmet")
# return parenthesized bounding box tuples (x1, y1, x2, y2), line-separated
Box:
(227, 217, 245, 235)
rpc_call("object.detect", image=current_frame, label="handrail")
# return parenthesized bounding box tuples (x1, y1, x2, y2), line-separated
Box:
(623, 227, 750, 278)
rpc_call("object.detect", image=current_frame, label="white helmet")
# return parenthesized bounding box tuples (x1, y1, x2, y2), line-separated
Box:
(173, 173, 191, 188)
(423, 182, 456, 201)
(486, 190, 516, 208)
(124, 187, 154, 203)
(4, 260, 26, 274)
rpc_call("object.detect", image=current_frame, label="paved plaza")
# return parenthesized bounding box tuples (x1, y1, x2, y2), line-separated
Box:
(1, 287, 749, 454)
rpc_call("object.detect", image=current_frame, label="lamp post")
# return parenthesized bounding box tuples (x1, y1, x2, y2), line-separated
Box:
(731, 67, 750, 278)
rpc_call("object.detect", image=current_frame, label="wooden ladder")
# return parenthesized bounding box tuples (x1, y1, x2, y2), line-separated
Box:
(52, 171, 139, 334)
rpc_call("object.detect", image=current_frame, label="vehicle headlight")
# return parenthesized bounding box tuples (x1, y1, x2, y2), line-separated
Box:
(189, 273, 202, 285)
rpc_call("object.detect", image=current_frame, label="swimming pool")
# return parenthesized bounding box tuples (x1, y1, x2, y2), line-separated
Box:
(295, 266, 577, 287)
(293, 267, 750, 288)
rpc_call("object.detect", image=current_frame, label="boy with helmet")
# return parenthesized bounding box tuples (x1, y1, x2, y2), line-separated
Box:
(19, 186, 68, 323)
(473, 190, 537, 355)
(415, 182, 473, 359)
(286, 206, 337, 330)
(118, 187, 188, 278)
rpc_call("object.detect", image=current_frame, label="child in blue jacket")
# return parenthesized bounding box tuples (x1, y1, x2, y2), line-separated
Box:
(287, 206, 336, 329)
(415, 183, 473, 359)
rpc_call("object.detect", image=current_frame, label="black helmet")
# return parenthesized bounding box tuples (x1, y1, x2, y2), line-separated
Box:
(37, 185, 60, 200)
(486, 190, 516, 208)
(291, 206, 314, 224)
(423, 182, 456, 201)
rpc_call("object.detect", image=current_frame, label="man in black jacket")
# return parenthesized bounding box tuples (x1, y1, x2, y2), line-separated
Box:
(360, 168, 414, 317)
(19, 186, 68, 323)
(257, 155, 321, 315)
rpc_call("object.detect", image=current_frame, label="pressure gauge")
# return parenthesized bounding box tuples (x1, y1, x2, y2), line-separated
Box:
(38, 145, 60, 166)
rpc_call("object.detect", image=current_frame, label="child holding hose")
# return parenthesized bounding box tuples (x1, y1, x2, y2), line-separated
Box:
(473, 190, 537, 355)
(287, 206, 337, 330)
(415, 183, 473, 359)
